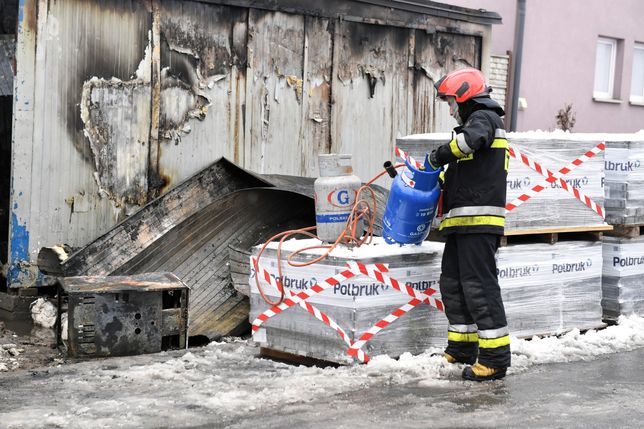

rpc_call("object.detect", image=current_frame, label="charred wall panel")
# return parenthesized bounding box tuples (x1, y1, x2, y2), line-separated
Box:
(330, 20, 410, 185)
(411, 31, 482, 134)
(245, 9, 305, 175)
(82, 81, 151, 207)
(9, 0, 151, 286)
(299, 16, 334, 175)
(157, 1, 248, 190)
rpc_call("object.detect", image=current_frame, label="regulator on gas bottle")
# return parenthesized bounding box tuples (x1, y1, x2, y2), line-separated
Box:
(314, 154, 363, 243)
(382, 154, 442, 245)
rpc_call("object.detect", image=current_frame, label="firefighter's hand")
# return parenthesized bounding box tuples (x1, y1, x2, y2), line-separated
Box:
(428, 150, 441, 171)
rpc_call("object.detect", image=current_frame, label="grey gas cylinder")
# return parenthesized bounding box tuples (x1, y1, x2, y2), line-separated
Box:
(314, 154, 363, 243)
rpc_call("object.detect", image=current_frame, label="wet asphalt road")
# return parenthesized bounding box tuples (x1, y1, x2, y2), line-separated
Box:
(226, 348, 644, 429)
(0, 347, 642, 428)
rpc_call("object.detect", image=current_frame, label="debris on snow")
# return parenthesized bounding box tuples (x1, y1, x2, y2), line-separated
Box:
(30, 297, 58, 329)
(0, 320, 64, 373)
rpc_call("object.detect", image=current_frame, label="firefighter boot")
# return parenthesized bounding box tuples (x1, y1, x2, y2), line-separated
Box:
(462, 362, 507, 381)
(444, 352, 476, 365)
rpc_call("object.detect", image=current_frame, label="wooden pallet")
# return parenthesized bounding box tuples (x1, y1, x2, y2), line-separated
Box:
(430, 225, 612, 246)
(605, 224, 644, 238)
(260, 347, 341, 368)
(501, 225, 613, 246)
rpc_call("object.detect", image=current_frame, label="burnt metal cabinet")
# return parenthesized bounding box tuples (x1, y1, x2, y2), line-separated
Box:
(57, 272, 189, 357)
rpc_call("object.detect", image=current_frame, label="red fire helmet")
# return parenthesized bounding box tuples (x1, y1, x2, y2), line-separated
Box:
(434, 68, 489, 103)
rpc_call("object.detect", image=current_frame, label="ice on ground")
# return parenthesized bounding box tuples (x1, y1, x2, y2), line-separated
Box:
(1, 316, 643, 428)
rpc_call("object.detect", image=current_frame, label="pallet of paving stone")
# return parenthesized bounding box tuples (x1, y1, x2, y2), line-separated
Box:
(604, 139, 644, 225)
(601, 236, 644, 320)
(249, 239, 447, 364)
(397, 133, 606, 232)
(249, 238, 604, 364)
(496, 240, 604, 337)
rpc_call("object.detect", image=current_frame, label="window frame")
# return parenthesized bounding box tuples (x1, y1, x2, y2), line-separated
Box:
(630, 42, 644, 104)
(594, 37, 617, 100)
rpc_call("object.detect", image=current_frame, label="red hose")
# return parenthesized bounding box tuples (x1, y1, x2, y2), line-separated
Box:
(254, 163, 404, 305)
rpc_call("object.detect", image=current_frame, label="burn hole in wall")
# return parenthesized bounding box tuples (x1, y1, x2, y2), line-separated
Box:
(162, 289, 182, 309)
(114, 292, 130, 303)
(161, 289, 184, 350)
(162, 334, 181, 349)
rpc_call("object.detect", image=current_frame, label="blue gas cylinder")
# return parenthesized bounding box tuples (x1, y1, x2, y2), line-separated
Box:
(382, 155, 442, 245)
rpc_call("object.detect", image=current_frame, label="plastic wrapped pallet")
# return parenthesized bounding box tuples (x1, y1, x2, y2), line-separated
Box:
(604, 140, 644, 225)
(497, 241, 603, 337)
(602, 236, 644, 319)
(397, 132, 606, 231)
(249, 239, 447, 364)
(249, 238, 604, 364)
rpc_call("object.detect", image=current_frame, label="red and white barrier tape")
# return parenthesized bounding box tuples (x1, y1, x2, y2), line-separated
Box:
(508, 145, 604, 218)
(250, 257, 362, 358)
(394, 146, 422, 169)
(251, 257, 444, 363)
(348, 289, 440, 359)
(350, 261, 443, 310)
(251, 260, 366, 331)
(505, 142, 605, 211)
(345, 264, 444, 360)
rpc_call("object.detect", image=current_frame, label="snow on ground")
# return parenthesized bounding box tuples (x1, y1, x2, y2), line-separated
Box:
(265, 237, 443, 258)
(400, 130, 644, 142)
(1, 315, 643, 428)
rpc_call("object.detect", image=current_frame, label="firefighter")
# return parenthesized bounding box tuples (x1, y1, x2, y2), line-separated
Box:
(428, 68, 511, 381)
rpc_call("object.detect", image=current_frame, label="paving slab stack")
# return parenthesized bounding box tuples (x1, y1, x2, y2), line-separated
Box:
(249, 238, 603, 364)
(602, 136, 644, 319)
(397, 132, 606, 231)
(602, 236, 644, 319)
(604, 139, 644, 224)
(249, 241, 447, 364)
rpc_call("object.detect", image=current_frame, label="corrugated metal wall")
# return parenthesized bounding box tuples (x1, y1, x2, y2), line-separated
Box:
(8, 0, 486, 287)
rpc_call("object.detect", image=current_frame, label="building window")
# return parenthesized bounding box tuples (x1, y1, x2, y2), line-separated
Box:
(594, 37, 617, 99)
(631, 43, 644, 103)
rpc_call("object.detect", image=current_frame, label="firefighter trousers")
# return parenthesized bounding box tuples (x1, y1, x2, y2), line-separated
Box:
(439, 233, 511, 368)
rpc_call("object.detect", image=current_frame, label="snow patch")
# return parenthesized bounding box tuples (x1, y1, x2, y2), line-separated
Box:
(400, 130, 644, 142)
(134, 36, 152, 82)
(510, 314, 644, 372)
(264, 237, 444, 258)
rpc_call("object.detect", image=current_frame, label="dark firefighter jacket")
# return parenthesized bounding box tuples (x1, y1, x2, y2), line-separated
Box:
(432, 96, 508, 235)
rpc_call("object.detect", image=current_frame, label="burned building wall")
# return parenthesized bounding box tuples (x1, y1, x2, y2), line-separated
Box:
(0, 37, 15, 268)
(8, 0, 489, 286)
(9, 0, 152, 286)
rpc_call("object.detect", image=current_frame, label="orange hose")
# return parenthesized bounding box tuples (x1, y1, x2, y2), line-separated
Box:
(254, 163, 405, 305)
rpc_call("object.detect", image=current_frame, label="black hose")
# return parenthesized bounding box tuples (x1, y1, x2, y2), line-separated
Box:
(383, 161, 398, 178)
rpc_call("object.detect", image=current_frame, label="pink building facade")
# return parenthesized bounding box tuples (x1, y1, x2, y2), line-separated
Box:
(446, 0, 644, 132)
